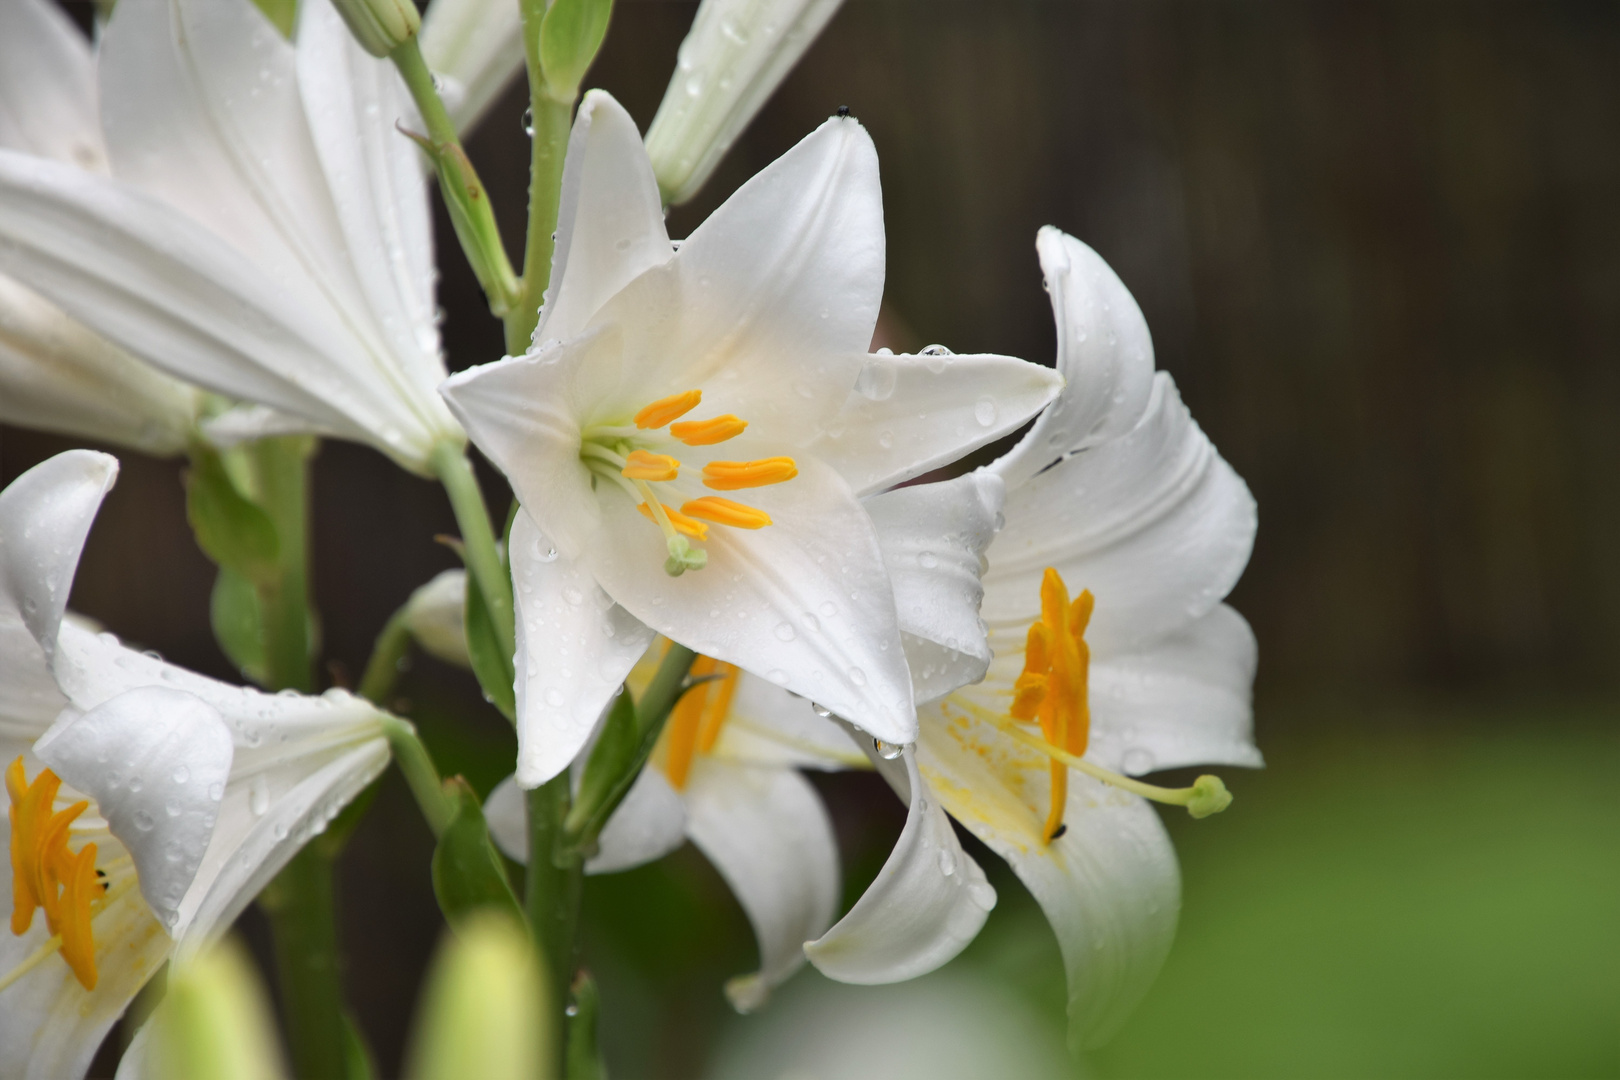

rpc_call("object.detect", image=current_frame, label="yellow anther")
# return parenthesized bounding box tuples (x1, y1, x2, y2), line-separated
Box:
(658, 657, 741, 789)
(634, 389, 703, 429)
(622, 450, 681, 482)
(670, 415, 748, 446)
(1009, 570, 1094, 843)
(698, 662, 740, 753)
(701, 458, 799, 491)
(681, 497, 773, 530)
(6, 757, 101, 990)
(56, 842, 98, 991)
(636, 501, 709, 541)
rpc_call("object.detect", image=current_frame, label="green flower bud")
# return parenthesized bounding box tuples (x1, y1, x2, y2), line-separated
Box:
(332, 0, 421, 58)
(144, 937, 288, 1080)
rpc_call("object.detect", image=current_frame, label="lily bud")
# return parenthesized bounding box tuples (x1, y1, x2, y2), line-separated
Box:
(141, 937, 289, 1080)
(644, 0, 846, 205)
(332, 0, 421, 58)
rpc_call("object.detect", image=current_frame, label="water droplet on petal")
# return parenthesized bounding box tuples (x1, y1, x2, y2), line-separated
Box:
(938, 849, 957, 876)
(974, 395, 998, 427)
(766, 669, 790, 686)
(917, 551, 939, 569)
(249, 776, 270, 816)
(132, 810, 155, 831)
(874, 739, 902, 760)
(811, 703, 833, 719)
(172, 765, 190, 785)
(544, 688, 566, 707)
(773, 622, 796, 642)
(848, 667, 867, 687)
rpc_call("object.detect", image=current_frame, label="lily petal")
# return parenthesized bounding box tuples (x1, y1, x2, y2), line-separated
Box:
(0, 0, 107, 171)
(586, 767, 688, 874)
(985, 374, 1257, 653)
(0, 863, 166, 1080)
(916, 716, 1181, 1050)
(481, 774, 528, 862)
(868, 471, 1004, 703)
(510, 510, 656, 787)
(420, 0, 525, 136)
(684, 757, 839, 1012)
(590, 114, 882, 445)
(587, 453, 916, 745)
(1087, 603, 1263, 774)
(815, 351, 1062, 496)
(0, 274, 199, 456)
(35, 688, 233, 933)
(0, 449, 117, 665)
(711, 676, 869, 770)
(47, 623, 390, 945)
(806, 744, 994, 984)
(536, 91, 673, 347)
(990, 228, 1158, 490)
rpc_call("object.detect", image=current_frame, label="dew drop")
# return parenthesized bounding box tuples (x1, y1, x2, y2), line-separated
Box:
(848, 667, 867, 687)
(874, 739, 902, 760)
(563, 588, 584, 606)
(172, 765, 190, 785)
(773, 622, 796, 642)
(811, 703, 833, 719)
(854, 360, 898, 401)
(207, 782, 224, 802)
(132, 810, 155, 832)
(974, 395, 998, 427)
(250, 776, 271, 816)
(766, 669, 790, 686)
(126, 775, 143, 794)
(565, 1003, 580, 1018)
(878, 430, 894, 449)
(938, 849, 957, 876)
(165, 799, 183, 818)
(544, 688, 566, 707)
(818, 601, 838, 617)
(917, 551, 939, 569)
(1122, 748, 1155, 775)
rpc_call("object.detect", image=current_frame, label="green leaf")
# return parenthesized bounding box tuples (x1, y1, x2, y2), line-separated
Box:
(464, 561, 517, 721)
(539, 0, 613, 99)
(566, 689, 639, 847)
(210, 568, 269, 686)
(186, 447, 279, 583)
(431, 777, 524, 929)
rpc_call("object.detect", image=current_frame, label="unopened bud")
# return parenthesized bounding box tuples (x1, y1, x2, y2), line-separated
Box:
(1186, 775, 1233, 819)
(333, 0, 421, 58)
(645, 0, 846, 205)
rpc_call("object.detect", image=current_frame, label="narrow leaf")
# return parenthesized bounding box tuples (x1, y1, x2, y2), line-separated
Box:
(210, 568, 269, 685)
(186, 446, 279, 583)
(431, 777, 524, 928)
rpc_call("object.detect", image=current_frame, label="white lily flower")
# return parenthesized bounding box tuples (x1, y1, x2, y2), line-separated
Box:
(645, 0, 847, 205)
(0, 0, 204, 456)
(0, 451, 390, 1080)
(0, 0, 463, 475)
(420, 0, 525, 137)
(485, 644, 864, 1011)
(441, 90, 1061, 786)
(807, 228, 1261, 1050)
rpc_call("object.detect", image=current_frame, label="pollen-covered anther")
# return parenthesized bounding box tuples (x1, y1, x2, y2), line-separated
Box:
(701, 458, 798, 491)
(681, 497, 773, 530)
(634, 389, 703, 429)
(637, 501, 709, 540)
(6, 757, 102, 990)
(622, 450, 681, 482)
(670, 415, 747, 446)
(658, 657, 741, 790)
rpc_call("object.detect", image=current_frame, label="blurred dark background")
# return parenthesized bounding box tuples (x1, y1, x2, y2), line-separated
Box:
(6, 1, 1617, 1076)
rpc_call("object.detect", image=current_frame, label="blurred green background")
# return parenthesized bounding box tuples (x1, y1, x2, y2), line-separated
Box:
(4, 1, 1617, 1076)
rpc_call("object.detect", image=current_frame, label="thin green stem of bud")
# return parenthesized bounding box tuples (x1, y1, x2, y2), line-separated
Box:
(379, 715, 457, 838)
(431, 442, 516, 667)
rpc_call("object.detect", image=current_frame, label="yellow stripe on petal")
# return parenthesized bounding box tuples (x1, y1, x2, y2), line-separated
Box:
(633, 389, 702, 429)
(701, 458, 798, 491)
(669, 415, 748, 445)
(637, 501, 709, 541)
(622, 450, 681, 481)
(680, 497, 773, 530)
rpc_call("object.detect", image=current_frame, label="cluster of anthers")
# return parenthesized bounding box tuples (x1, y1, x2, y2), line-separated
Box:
(5, 758, 121, 992)
(983, 569, 1235, 844)
(656, 655, 742, 789)
(579, 390, 798, 576)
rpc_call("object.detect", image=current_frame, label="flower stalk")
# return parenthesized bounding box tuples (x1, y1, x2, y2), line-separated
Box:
(511, 2, 577, 354)
(430, 441, 516, 676)
(525, 775, 581, 1080)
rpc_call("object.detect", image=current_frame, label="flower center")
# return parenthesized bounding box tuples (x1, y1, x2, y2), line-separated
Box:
(993, 569, 1233, 844)
(5, 757, 112, 991)
(656, 655, 740, 789)
(580, 390, 797, 577)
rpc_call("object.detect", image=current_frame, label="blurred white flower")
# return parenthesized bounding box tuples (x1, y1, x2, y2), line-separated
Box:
(0, 451, 389, 1080)
(808, 228, 1261, 1050)
(0, 0, 463, 474)
(441, 90, 1060, 786)
(0, 0, 202, 456)
(646, 0, 847, 205)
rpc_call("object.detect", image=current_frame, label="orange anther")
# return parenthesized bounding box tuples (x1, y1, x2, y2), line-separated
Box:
(633, 389, 703, 429)
(56, 842, 99, 991)
(622, 450, 681, 482)
(701, 458, 799, 491)
(669, 415, 748, 446)
(680, 497, 773, 530)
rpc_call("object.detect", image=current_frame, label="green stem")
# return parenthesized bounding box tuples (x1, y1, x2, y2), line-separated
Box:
(261, 851, 349, 1080)
(392, 39, 519, 315)
(526, 775, 582, 1080)
(379, 715, 457, 839)
(250, 436, 315, 692)
(358, 608, 412, 706)
(430, 442, 516, 664)
(247, 438, 357, 1078)
(509, 0, 576, 354)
